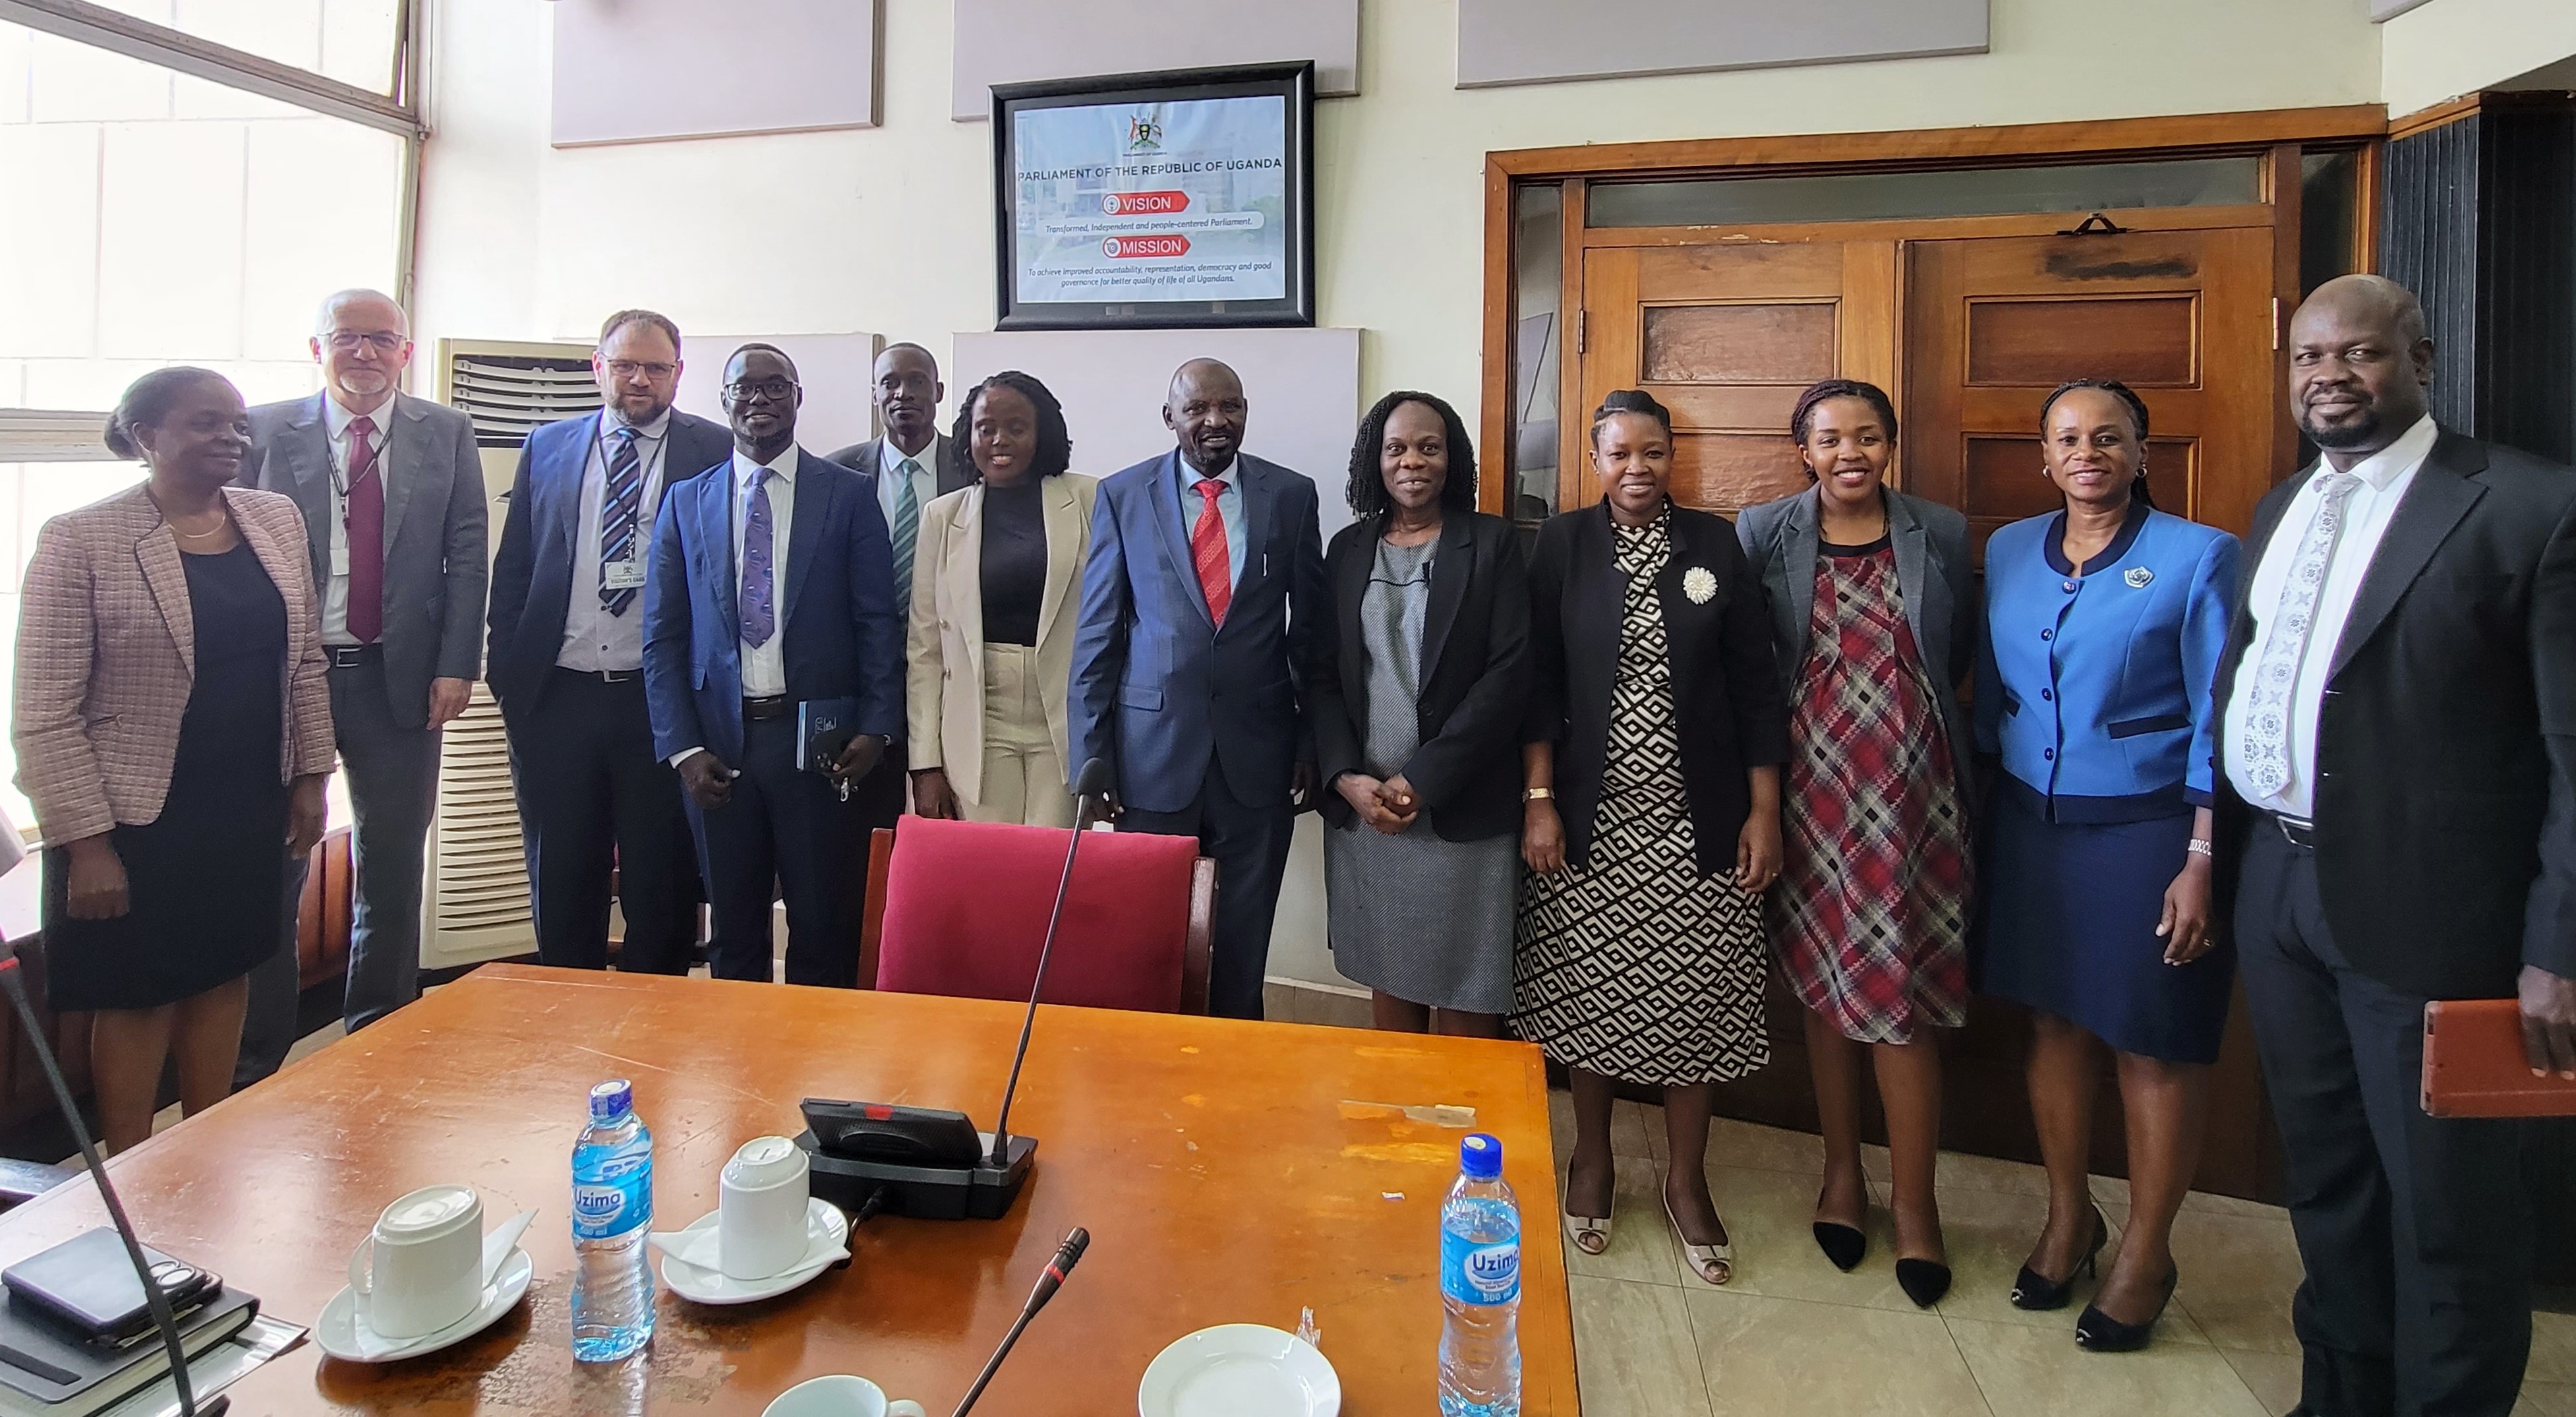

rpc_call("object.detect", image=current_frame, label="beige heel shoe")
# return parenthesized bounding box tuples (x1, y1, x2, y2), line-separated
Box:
(1664, 1194, 1733, 1286)
(1563, 1197, 1613, 1256)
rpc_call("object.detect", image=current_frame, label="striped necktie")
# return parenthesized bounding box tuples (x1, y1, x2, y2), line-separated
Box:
(890, 458, 922, 595)
(599, 426, 643, 616)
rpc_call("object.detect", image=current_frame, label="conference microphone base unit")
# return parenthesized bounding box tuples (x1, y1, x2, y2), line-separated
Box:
(796, 1130, 1036, 1221)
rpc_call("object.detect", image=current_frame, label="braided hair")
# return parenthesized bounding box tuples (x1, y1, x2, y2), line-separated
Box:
(1788, 378, 1898, 483)
(2037, 378, 2157, 510)
(950, 369, 1072, 480)
(103, 367, 231, 461)
(1589, 388, 1673, 448)
(1344, 390, 1477, 519)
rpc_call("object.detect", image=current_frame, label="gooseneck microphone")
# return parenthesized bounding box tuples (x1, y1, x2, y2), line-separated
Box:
(0, 959, 224, 1417)
(987, 758, 1113, 1168)
(951, 1227, 1089, 1417)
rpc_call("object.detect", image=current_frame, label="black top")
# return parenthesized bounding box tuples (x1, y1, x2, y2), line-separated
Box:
(1523, 500, 1790, 877)
(1312, 512, 1531, 843)
(1821, 533, 1892, 558)
(978, 478, 1048, 648)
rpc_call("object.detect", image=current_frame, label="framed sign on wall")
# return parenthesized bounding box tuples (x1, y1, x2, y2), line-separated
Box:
(992, 62, 1316, 330)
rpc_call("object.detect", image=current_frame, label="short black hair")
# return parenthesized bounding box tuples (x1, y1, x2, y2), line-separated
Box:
(1589, 388, 1672, 448)
(726, 342, 798, 380)
(104, 367, 231, 461)
(598, 309, 680, 355)
(951, 370, 1072, 479)
(1791, 378, 1898, 444)
(1344, 390, 1478, 519)
(2039, 378, 2157, 510)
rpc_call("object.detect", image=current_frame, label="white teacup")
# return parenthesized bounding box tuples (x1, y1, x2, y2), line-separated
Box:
(718, 1135, 811, 1281)
(761, 1375, 924, 1417)
(348, 1184, 484, 1339)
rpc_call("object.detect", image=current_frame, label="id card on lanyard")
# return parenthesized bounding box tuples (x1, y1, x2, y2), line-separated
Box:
(593, 417, 665, 591)
(330, 421, 385, 578)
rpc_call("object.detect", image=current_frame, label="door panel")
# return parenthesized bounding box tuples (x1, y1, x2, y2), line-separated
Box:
(1573, 239, 1896, 515)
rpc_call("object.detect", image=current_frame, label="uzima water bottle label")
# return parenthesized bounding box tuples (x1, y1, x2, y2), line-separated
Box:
(573, 1157, 650, 1240)
(1442, 1232, 1521, 1305)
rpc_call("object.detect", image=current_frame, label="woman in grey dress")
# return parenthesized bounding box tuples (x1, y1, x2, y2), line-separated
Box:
(1314, 391, 1531, 1036)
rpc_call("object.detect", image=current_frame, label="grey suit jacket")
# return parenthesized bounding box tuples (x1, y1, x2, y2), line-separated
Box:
(250, 390, 490, 729)
(1736, 485, 1976, 774)
(825, 433, 976, 500)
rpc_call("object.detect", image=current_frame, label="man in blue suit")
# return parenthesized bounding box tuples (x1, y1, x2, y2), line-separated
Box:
(486, 310, 731, 974)
(1068, 359, 1328, 1019)
(643, 344, 904, 986)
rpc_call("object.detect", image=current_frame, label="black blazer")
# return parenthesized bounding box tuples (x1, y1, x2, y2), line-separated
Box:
(2212, 428, 2576, 999)
(1312, 512, 1531, 843)
(1525, 501, 1790, 876)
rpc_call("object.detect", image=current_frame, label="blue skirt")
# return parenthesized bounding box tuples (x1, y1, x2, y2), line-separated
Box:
(1972, 779, 2235, 1064)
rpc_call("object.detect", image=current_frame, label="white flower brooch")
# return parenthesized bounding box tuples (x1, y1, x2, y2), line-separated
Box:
(1683, 566, 1718, 604)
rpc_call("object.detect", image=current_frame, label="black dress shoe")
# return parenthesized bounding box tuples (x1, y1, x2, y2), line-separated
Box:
(2075, 1265, 2179, 1352)
(1812, 1221, 1867, 1273)
(1895, 1257, 1952, 1308)
(2010, 1205, 2109, 1311)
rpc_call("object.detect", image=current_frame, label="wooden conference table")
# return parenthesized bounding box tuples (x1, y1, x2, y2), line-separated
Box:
(0, 966, 1579, 1414)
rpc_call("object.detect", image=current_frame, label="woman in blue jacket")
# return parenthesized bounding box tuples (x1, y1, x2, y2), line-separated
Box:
(1976, 380, 2239, 1353)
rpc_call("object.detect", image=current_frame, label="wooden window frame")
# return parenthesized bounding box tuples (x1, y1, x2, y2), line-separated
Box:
(1480, 104, 2390, 513)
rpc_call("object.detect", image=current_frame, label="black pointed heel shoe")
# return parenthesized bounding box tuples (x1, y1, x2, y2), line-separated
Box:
(1895, 1257, 1952, 1308)
(1812, 1220, 1867, 1273)
(2075, 1265, 2179, 1352)
(2010, 1205, 2109, 1311)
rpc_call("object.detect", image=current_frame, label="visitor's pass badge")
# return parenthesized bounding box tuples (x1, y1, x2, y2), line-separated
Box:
(332, 544, 351, 577)
(602, 557, 647, 591)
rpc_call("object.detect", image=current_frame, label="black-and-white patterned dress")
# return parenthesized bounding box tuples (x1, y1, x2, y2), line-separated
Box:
(1511, 512, 1771, 1087)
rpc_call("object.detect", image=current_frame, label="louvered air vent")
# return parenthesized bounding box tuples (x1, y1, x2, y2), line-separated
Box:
(438, 340, 603, 448)
(421, 684, 536, 969)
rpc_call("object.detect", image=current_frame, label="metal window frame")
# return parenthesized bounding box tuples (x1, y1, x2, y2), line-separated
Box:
(0, 0, 430, 451)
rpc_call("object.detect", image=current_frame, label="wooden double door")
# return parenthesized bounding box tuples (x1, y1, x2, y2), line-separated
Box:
(1573, 218, 2281, 1195)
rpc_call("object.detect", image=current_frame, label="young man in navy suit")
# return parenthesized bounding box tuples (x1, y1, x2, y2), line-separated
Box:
(643, 344, 904, 987)
(486, 310, 732, 974)
(1068, 359, 1329, 1019)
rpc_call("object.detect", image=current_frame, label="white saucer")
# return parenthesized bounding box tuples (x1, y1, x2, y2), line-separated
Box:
(1138, 1325, 1341, 1417)
(654, 1199, 851, 1306)
(316, 1247, 534, 1364)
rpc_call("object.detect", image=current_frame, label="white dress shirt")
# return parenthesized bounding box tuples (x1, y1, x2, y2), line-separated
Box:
(732, 444, 800, 698)
(877, 433, 942, 535)
(320, 390, 395, 646)
(556, 407, 672, 673)
(1171, 458, 1247, 589)
(2223, 413, 2440, 819)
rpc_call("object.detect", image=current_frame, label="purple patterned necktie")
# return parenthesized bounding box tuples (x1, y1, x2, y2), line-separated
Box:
(740, 467, 775, 648)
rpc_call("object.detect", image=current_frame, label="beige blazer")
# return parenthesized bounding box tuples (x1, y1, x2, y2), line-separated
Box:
(907, 473, 1099, 803)
(13, 484, 336, 845)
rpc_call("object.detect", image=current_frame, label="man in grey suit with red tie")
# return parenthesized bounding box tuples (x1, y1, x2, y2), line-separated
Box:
(240, 287, 488, 1081)
(486, 310, 732, 973)
(1067, 359, 1328, 1019)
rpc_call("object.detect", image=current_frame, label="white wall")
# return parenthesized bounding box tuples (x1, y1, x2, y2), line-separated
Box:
(2382, 0, 2576, 117)
(411, 0, 2384, 985)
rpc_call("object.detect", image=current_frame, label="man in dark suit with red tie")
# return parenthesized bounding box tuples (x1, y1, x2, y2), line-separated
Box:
(1067, 359, 1330, 1019)
(2215, 274, 2576, 1417)
(486, 310, 732, 973)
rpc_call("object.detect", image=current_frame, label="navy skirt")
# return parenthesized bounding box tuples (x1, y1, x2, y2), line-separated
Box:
(1973, 778, 2235, 1064)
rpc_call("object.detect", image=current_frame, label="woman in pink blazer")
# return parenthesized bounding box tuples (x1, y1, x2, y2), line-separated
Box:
(13, 369, 335, 1152)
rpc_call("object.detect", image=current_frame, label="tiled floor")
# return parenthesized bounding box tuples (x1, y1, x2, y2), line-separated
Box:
(1549, 1093, 2576, 1417)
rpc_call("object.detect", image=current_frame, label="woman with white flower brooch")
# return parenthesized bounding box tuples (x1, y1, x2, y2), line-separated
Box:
(1738, 378, 1976, 1308)
(1515, 388, 1788, 1286)
(1976, 378, 2239, 1351)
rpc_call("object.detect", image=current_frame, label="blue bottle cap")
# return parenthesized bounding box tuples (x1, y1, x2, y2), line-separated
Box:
(1460, 1132, 1502, 1180)
(588, 1079, 633, 1120)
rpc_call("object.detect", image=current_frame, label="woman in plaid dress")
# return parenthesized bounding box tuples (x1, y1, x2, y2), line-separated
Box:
(1739, 380, 1976, 1308)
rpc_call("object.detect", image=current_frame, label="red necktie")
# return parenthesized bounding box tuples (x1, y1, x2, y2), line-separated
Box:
(1191, 479, 1231, 628)
(345, 415, 385, 644)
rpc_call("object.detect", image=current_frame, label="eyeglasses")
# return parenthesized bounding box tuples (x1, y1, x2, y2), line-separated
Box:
(724, 378, 799, 404)
(603, 360, 677, 380)
(324, 330, 405, 354)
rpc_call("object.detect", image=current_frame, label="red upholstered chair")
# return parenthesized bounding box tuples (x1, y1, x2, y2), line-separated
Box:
(859, 820, 1215, 1015)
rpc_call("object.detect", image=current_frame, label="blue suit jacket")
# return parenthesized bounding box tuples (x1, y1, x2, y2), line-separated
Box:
(641, 446, 905, 767)
(485, 409, 732, 710)
(1976, 504, 2240, 819)
(1066, 449, 1328, 814)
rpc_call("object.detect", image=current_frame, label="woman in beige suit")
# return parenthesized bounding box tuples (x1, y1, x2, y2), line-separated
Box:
(907, 371, 1098, 827)
(13, 368, 334, 1153)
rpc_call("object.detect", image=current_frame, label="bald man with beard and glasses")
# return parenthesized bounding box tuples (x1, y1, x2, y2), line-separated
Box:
(240, 288, 487, 1083)
(1067, 359, 1330, 1019)
(2213, 274, 2576, 1417)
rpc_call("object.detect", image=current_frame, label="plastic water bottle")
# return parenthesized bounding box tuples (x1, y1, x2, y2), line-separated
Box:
(1439, 1132, 1521, 1417)
(570, 1079, 655, 1362)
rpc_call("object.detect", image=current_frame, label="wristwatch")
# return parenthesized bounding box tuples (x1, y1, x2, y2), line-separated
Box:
(1523, 787, 1554, 802)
